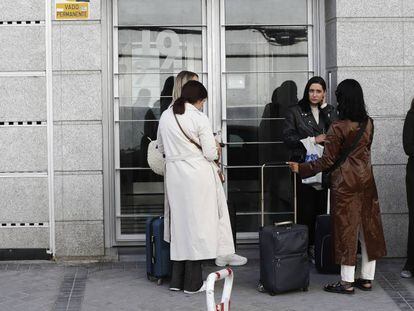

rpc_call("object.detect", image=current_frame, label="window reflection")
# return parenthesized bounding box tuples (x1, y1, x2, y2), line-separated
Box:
(119, 74, 181, 115)
(118, 0, 203, 26)
(225, 79, 298, 165)
(227, 143, 290, 166)
(227, 167, 294, 232)
(118, 28, 203, 74)
(120, 170, 164, 234)
(225, 73, 306, 111)
(119, 75, 174, 168)
(225, 0, 307, 25)
(119, 121, 158, 168)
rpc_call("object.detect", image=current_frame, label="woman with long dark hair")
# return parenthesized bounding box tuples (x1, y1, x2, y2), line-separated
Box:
(288, 79, 387, 294)
(157, 80, 236, 294)
(401, 98, 414, 278)
(283, 76, 337, 258)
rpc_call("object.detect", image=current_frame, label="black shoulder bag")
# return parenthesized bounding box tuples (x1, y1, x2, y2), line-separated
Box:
(322, 120, 368, 189)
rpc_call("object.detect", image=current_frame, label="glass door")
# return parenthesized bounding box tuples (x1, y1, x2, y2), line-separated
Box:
(112, 0, 317, 243)
(113, 0, 208, 241)
(221, 0, 314, 240)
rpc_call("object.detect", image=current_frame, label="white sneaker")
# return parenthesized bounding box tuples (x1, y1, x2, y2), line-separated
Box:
(400, 270, 413, 278)
(215, 253, 248, 267)
(183, 281, 206, 294)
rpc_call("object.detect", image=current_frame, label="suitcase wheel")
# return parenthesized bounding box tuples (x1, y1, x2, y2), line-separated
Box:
(257, 282, 266, 293)
(157, 278, 163, 286)
(302, 287, 309, 292)
(269, 292, 276, 296)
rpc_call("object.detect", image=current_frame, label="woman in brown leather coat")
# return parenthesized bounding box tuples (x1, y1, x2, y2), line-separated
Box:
(288, 79, 386, 294)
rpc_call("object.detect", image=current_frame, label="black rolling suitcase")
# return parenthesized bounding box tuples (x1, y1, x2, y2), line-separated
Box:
(314, 190, 340, 274)
(258, 164, 309, 295)
(146, 216, 172, 285)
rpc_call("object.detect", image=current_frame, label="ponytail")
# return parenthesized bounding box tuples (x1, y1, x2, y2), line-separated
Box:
(173, 97, 186, 115)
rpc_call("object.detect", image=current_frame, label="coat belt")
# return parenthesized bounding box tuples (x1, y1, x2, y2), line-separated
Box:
(165, 154, 204, 162)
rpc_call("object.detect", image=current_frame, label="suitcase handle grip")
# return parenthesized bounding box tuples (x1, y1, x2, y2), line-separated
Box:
(274, 221, 293, 227)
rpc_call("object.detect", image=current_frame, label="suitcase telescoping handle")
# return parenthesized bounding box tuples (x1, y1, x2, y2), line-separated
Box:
(260, 163, 297, 227)
(327, 188, 331, 215)
(274, 221, 293, 227)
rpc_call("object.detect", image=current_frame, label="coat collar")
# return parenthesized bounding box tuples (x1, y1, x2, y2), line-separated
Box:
(185, 103, 201, 112)
(298, 100, 324, 133)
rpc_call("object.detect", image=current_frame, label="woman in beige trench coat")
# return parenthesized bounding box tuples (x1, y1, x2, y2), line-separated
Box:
(158, 80, 244, 294)
(289, 79, 386, 294)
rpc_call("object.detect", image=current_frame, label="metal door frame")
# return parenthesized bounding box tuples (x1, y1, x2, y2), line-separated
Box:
(106, 0, 324, 245)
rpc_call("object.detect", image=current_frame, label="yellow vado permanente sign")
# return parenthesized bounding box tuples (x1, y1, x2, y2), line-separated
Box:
(56, 0, 90, 20)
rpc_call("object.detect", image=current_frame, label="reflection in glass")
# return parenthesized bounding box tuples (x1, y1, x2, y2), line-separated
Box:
(225, 73, 305, 113)
(225, 26, 308, 72)
(225, 0, 307, 25)
(227, 142, 290, 166)
(119, 74, 180, 114)
(120, 170, 164, 234)
(118, 28, 203, 74)
(121, 217, 147, 235)
(228, 119, 285, 143)
(119, 121, 160, 168)
(118, 0, 202, 26)
(227, 166, 293, 232)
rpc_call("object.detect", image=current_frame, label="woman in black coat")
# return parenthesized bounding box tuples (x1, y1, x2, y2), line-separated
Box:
(401, 99, 414, 278)
(283, 76, 337, 256)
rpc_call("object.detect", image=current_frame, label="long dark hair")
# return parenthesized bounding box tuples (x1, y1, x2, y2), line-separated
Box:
(336, 79, 368, 122)
(173, 80, 208, 115)
(298, 76, 326, 107)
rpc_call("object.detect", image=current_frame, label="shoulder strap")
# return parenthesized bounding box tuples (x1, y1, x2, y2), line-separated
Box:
(173, 113, 202, 150)
(326, 119, 368, 174)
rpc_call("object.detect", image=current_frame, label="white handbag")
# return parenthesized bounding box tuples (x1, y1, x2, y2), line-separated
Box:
(147, 139, 165, 176)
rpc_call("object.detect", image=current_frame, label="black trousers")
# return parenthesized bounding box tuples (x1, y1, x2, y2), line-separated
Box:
(297, 181, 327, 245)
(406, 158, 414, 269)
(170, 260, 203, 292)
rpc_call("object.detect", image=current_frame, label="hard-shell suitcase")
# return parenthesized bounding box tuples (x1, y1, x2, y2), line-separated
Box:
(258, 164, 310, 295)
(146, 216, 172, 285)
(314, 190, 340, 274)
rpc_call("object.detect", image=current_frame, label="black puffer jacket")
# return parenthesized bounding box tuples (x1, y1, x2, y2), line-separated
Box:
(283, 101, 337, 162)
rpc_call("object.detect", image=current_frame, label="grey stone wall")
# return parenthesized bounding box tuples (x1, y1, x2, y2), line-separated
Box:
(0, 0, 49, 249)
(326, 0, 411, 257)
(52, 0, 104, 257)
(0, 0, 105, 257)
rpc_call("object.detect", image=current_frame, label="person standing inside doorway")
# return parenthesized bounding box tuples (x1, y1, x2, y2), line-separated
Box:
(401, 98, 414, 278)
(283, 76, 337, 260)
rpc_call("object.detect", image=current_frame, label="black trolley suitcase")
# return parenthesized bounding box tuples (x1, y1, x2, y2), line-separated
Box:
(314, 189, 340, 274)
(146, 216, 172, 285)
(258, 164, 310, 295)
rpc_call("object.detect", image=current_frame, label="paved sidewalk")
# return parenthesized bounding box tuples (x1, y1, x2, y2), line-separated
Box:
(0, 246, 413, 311)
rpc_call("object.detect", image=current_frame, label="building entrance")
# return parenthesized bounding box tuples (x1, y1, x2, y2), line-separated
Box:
(112, 0, 319, 244)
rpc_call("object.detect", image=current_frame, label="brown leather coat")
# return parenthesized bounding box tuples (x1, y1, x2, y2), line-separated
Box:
(299, 118, 387, 266)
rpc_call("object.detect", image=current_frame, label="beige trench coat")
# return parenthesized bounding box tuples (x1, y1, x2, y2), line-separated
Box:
(157, 104, 235, 261)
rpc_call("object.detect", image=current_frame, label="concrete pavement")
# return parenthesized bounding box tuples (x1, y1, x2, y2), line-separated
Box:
(0, 246, 413, 311)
